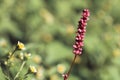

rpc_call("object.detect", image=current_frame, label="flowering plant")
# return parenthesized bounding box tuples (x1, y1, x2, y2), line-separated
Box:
(0, 41, 37, 80)
(63, 9, 90, 80)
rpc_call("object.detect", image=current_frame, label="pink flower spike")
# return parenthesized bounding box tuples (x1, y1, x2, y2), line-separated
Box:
(73, 9, 90, 55)
(63, 9, 90, 80)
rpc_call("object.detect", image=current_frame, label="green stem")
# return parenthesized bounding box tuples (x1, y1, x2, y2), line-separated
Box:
(10, 47, 17, 58)
(23, 72, 29, 79)
(14, 61, 26, 80)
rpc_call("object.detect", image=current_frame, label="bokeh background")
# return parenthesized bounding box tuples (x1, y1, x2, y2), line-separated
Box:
(0, 0, 120, 80)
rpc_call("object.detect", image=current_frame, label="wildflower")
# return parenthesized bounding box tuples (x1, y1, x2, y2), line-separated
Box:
(8, 52, 12, 58)
(40, 9, 54, 24)
(33, 55, 42, 64)
(50, 74, 59, 80)
(16, 41, 25, 50)
(8, 52, 15, 62)
(8, 41, 25, 59)
(63, 9, 90, 80)
(4, 61, 8, 65)
(42, 33, 53, 43)
(113, 49, 120, 57)
(18, 52, 24, 60)
(24, 53, 31, 60)
(73, 9, 90, 55)
(28, 66, 37, 74)
(66, 25, 75, 35)
(36, 66, 44, 79)
(0, 39, 7, 47)
(57, 64, 66, 74)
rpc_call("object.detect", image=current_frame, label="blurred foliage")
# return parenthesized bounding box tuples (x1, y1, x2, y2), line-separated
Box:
(0, 0, 120, 80)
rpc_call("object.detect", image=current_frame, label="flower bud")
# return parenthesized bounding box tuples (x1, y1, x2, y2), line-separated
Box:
(16, 41, 25, 50)
(28, 66, 37, 74)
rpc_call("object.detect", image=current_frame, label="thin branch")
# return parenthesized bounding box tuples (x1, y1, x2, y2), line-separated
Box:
(63, 55, 77, 80)
(14, 61, 26, 80)
(67, 55, 77, 76)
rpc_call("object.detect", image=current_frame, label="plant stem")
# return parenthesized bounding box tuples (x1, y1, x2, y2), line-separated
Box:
(63, 55, 77, 80)
(68, 55, 77, 76)
(14, 61, 26, 80)
(4, 74, 10, 80)
(10, 47, 17, 58)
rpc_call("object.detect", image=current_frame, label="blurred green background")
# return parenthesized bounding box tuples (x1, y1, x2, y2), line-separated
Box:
(0, 0, 120, 80)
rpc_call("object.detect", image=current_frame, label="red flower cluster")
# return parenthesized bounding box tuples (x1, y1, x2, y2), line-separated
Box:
(73, 9, 90, 55)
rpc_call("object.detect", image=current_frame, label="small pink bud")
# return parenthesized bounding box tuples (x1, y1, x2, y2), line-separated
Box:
(73, 45, 77, 48)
